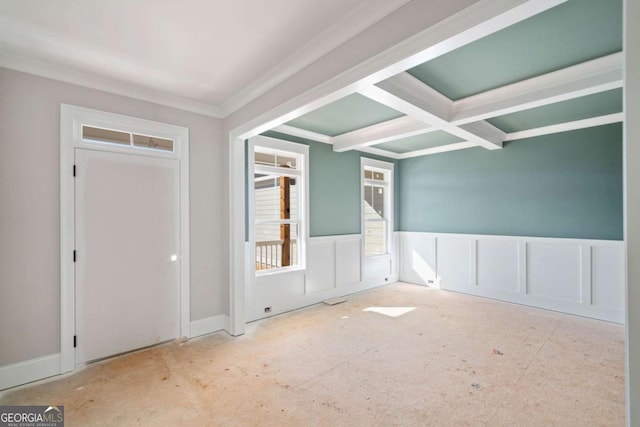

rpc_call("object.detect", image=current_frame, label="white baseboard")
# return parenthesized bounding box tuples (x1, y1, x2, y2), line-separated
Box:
(248, 274, 398, 322)
(0, 316, 231, 391)
(0, 353, 60, 391)
(190, 314, 230, 338)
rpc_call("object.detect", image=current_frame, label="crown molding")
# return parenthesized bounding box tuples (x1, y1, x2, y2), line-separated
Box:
(0, 0, 409, 120)
(0, 53, 224, 118)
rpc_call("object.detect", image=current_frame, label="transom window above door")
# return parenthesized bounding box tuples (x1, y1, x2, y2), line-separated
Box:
(82, 125, 175, 152)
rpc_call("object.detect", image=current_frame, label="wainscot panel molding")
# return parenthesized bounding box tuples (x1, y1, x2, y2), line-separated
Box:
(399, 231, 624, 323)
(248, 234, 399, 322)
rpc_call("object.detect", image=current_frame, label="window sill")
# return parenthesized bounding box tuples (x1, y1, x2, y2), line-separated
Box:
(255, 266, 306, 278)
(364, 253, 390, 260)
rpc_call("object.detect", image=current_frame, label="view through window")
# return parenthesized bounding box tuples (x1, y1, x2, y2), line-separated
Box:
(253, 143, 306, 272)
(363, 161, 392, 257)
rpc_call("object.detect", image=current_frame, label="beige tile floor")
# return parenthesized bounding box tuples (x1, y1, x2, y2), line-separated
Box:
(0, 282, 625, 426)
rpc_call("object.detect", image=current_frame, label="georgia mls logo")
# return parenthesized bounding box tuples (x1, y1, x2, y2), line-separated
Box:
(44, 406, 63, 417)
(0, 405, 64, 427)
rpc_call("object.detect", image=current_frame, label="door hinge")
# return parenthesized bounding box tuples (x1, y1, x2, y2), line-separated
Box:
(73, 335, 77, 348)
(73, 250, 76, 262)
(73, 165, 76, 177)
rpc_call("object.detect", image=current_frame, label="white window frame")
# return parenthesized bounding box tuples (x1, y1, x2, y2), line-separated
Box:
(248, 135, 309, 276)
(361, 158, 394, 258)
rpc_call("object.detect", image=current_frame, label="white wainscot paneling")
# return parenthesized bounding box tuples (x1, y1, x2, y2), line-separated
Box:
(400, 232, 437, 286)
(363, 255, 391, 281)
(436, 237, 472, 290)
(476, 239, 519, 293)
(254, 270, 306, 316)
(592, 245, 625, 310)
(397, 232, 624, 323)
(306, 240, 336, 293)
(248, 234, 391, 322)
(336, 238, 361, 286)
(526, 243, 581, 302)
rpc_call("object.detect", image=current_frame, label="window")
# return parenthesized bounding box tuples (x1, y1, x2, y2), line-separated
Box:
(82, 125, 174, 152)
(362, 159, 393, 257)
(249, 136, 307, 273)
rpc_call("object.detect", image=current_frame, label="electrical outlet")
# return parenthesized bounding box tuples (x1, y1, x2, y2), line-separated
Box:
(264, 307, 272, 313)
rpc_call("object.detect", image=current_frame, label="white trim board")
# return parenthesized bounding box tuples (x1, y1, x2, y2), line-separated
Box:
(60, 104, 191, 374)
(0, 354, 60, 391)
(451, 52, 623, 125)
(190, 315, 231, 339)
(505, 113, 624, 141)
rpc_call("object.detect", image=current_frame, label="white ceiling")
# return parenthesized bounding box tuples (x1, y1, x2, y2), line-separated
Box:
(0, 0, 408, 117)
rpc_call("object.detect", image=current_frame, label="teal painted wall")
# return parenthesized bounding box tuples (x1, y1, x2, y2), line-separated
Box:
(258, 131, 399, 237)
(398, 124, 623, 240)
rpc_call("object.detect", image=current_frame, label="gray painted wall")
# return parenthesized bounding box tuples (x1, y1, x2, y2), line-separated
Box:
(0, 68, 228, 366)
(262, 131, 399, 237)
(398, 123, 623, 240)
(624, 0, 639, 422)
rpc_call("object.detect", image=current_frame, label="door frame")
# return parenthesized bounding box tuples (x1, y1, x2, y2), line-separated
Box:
(60, 104, 190, 373)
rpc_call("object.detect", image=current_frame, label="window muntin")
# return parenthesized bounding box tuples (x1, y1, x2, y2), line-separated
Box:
(363, 163, 392, 257)
(82, 125, 175, 153)
(364, 169, 385, 181)
(252, 144, 305, 273)
(255, 151, 297, 169)
(132, 134, 174, 151)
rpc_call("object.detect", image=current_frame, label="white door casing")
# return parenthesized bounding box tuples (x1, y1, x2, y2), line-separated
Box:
(60, 104, 190, 373)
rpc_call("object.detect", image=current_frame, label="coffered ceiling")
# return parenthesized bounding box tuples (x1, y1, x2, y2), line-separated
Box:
(277, 0, 623, 159)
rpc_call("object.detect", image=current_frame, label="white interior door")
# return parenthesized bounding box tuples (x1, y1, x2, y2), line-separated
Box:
(75, 148, 180, 364)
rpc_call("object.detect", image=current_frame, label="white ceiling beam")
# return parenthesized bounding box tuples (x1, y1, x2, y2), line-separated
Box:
(332, 116, 434, 152)
(451, 52, 623, 125)
(505, 112, 623, 141)
(356, 146, 401, 159)
(376, 73, 452, 121)
(274, 50, 622, 159)
(359, 85, 450, 127)
(397, 141, 478, 159)
(449, 121, 506, 149)
(271, 124, 332, 144)
(359, 83, 504, 150)
(268, 124, 402, 159)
